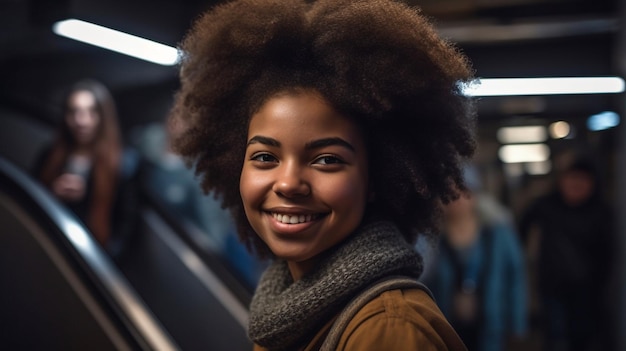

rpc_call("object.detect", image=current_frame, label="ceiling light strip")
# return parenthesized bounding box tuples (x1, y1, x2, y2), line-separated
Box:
(463, 77, 625, 97)
(53, 19, 179, 66)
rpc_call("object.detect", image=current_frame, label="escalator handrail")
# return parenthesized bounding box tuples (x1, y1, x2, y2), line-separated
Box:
(0, 157, 180, 351)
(140, 187, 257, 304)
(141, 208, 251, 329)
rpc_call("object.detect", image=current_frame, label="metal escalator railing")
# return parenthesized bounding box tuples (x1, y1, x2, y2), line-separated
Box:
(0, 156, 179, 351)
(118, 206, 253, 350)
(142, 208, 250, 328)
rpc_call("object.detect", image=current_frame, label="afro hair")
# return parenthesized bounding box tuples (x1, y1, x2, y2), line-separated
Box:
(170, 0, 477, 258)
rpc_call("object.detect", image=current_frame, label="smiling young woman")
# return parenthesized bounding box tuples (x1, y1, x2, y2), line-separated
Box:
(168, 0, 476, 349)
(241, 90, 370, 280)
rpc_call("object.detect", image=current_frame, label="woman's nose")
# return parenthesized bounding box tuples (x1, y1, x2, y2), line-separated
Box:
(272, 164, 310, 198)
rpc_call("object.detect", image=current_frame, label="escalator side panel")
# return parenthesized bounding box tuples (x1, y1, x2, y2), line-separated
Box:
(0, 193, 131, 351)
(117, 210, 253, 351)
(0, 156, 180, 351)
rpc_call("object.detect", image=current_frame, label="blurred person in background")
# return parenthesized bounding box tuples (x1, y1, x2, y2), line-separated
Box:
(518, 155, 615, 351)
(33, 79, 141, 256)
(134, 119, 233, 244)
(133, 117, 265, 287)
(421, 166, 528, 351)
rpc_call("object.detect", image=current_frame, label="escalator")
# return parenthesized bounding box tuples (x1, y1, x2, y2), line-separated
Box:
(115, 199, 254, 350)
(0, 156, 254, 350)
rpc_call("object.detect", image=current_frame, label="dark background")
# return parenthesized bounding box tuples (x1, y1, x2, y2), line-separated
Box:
(1, 0, 625, 349)
(0, 0, 621, 128)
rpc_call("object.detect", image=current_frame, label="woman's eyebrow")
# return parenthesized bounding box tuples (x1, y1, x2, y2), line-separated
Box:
(247, 135, 356, 152)
(306, 137, 355, 152)
(247, 135, 280, 147)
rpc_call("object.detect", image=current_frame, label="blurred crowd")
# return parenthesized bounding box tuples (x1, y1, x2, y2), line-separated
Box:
(419, 156, 617, 351)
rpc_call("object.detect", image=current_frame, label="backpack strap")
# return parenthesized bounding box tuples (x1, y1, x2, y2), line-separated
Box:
(320, 276, 434, 351)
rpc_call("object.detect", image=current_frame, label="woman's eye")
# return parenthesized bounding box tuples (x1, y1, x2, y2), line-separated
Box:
(251, 153, 277, 163)
(314, 155, 344, 165)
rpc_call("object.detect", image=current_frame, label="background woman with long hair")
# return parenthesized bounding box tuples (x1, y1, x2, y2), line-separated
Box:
(34, 79, 125, 247)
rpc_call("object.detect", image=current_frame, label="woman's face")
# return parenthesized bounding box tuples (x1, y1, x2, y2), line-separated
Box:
(240, 91, 369, 278)
(65, 90, 100, 146)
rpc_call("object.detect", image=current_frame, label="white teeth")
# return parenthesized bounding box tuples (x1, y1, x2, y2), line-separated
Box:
(273, 213, 316, 224)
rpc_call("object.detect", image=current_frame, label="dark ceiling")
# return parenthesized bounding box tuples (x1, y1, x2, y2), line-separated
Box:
(0, 0, 622, 131)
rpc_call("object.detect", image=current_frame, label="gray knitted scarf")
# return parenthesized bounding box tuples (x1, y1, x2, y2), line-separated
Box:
(248, 221, 423, 350)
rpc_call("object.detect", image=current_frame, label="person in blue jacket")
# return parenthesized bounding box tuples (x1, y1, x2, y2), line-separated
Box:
(421, 180, 528, 351)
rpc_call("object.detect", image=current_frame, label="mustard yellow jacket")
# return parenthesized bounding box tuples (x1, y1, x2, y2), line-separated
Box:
(254, 288, 467, 351)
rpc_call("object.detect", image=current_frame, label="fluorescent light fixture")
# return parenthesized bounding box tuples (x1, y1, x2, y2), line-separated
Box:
(587, 111, 620, 131)
(497, 125, 547, 144)
(462, 77, 625, 97)
(498, 143, 550, 163)
(53, 19, 179, 66)
(549, 121, 571, 139)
